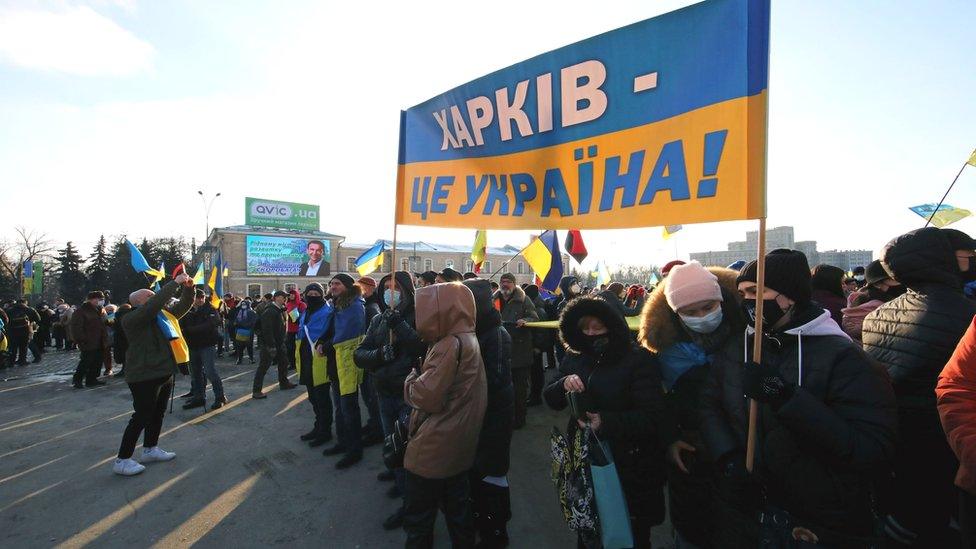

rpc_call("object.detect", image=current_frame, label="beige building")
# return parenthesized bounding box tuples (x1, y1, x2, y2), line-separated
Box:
(690, 226, 872, 271)
(203, 226, 568, 297)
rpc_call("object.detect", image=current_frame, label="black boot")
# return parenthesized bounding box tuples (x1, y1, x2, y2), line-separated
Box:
(383, 507, 405, 531)
(308, 433, 332, 447)
(335, 451, 362, 469)
(300, 430, 319, 441)
(182, 398, 205, 410)
(474, 481, 511, 548)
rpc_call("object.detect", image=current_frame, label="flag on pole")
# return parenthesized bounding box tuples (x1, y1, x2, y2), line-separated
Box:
(471, 230, 487, 273)
(125, 239, 165, 280)
(149, 262, 165, 290)
(663, 225, 683, 240)
(522, 230, 563, 292)
(207, 266, 222, 308)
(210, 250, 224, 309)
(355, 241, 385, 276)
(192, 262, 206, 285)
(968, 149, 976, 167)
(172, 263, 186, 278)
(564, 230, 588, 264)
(593, 260, 612, 287)
(649, 272, 660, 286)
(910, 203, 973, 228)
(222, 263, 230, 278)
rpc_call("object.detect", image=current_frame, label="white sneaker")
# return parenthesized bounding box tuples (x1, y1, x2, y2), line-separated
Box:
(113, 458, 146, 476)
(139, 446, 176, 463)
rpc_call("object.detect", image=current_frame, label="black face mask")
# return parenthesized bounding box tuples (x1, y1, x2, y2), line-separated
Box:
(741, 298, 787, 330)
(961, 256, 976, 283)
(885, 285, 907, 300)
(306, 295, 325, 307)
(582, 334, 610, 356)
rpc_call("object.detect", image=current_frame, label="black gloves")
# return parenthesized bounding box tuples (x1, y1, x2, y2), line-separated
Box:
(383, 308, 404, 329)
(381, 344, 396, 363)
(742, 360, 794, 408)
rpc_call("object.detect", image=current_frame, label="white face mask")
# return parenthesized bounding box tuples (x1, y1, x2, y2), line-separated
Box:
(679, 306, 724, 334)
(570, 284, 581, 294)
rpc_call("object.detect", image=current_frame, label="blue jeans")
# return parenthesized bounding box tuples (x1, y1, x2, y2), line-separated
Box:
(190, 346, 223, 399)
(331, 383, 362, 455)
(378, 393, 411, 495)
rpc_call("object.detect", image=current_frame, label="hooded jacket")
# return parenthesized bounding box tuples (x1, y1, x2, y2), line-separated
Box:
(493, 285, 539, 370)
(404, 283, 487, 479)
(863, 227, 976, 413)
(840, 299, 884, 344)
(354, 271, 427, 396)
(258, 301, 286, 349)
(700, 303, 897, 541)
(464, 279, 515, 477)
(556, 275, 580, 314)
(544, 297, 667, 521)
(285, 289, 305, 334)
(937, 316, 976, 496)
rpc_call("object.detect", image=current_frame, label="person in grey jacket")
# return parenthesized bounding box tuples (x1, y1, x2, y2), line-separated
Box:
(493, 273, 538, 429)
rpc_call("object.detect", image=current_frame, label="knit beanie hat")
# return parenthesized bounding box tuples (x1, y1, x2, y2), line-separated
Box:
(357, 276, 377, 289)
(662, 260, 686, 277)
(500, 272, 516, 283)
(665, 261, 723, 311)
(331, 273, 355, 290)
(736, 248, 812, 305)
(304, 282, 325, 295)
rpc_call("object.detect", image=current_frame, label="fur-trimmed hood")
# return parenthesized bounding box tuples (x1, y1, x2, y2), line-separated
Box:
(559, 296, 631, 359)
(638, 267, 742, 353)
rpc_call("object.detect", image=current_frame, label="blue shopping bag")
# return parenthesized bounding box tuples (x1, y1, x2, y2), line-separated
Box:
(589, 434, 634, 549)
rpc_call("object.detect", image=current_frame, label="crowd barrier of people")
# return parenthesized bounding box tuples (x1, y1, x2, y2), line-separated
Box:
(4, 225, 976, 548)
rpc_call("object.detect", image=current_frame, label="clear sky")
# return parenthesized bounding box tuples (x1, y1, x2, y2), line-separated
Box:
(2, 0, 975, 272)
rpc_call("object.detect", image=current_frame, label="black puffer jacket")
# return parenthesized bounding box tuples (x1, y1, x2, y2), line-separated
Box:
(863, 227, 976, 412)
(180, 303, 222, 350)
(544, 297, 667, 522)
(701, 303, 897, 543)
(861, 227, 975, 538)
(353, 271, 426, 397)
(464, 279, 514, 477)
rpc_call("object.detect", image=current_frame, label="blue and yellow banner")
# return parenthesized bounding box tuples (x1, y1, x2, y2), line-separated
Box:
(396, 0, 769, 230)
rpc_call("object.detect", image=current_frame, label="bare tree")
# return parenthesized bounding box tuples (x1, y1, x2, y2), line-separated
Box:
(8, 226, 55, 292)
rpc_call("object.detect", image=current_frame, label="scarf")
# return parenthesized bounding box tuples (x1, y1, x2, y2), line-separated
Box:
(156, 310, 189, 365)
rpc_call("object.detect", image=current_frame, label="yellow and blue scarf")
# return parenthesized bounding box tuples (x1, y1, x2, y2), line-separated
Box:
(156, 310, 189, 365)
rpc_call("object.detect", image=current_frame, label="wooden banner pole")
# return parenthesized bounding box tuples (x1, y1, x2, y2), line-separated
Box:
(745, 216, 767, 473)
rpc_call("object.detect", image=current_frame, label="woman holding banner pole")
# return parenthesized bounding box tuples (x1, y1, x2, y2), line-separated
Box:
(699, 248, 897, 547)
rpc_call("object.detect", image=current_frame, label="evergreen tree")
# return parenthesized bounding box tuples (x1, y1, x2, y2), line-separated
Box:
(85, 235, 110, 292)
(106, 236, 152, 303)
(55, 241, 88, 304)
(155, 237, 189, 277)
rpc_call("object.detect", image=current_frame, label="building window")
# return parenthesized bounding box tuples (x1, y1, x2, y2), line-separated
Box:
(516, 261, 524, 274)
(284, 283, 297, 293)
(445, 260, 454, 269)
(401, 258, 410, 272)
(483, 261, 491, 273)
(347, 257, 356, 272)
(246, 284, 261, 298)
(423, 258, 433, 271)
(465, 260, 473, 273)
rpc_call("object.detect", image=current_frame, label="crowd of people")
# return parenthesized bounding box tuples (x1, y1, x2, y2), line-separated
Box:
(3, 225, 976, 548)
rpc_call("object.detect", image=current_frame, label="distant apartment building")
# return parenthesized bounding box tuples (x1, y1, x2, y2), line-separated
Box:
(690, 226, 872, 271)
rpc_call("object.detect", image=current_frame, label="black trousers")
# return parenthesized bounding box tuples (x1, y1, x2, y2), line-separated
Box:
(529, 352, 545, 402)
(305, 382, 333, 437)
(118, 376, 173, 459)
(285, 336, 297, 370)
(254, 344, 288, 391)
(9, 333, 30, 364)
(234, 336, 254, 361)
(73, 349, 103, 385)
(404, 470, 475, 549)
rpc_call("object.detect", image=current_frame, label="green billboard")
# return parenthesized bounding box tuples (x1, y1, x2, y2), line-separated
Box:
(245, 197, 320, 231)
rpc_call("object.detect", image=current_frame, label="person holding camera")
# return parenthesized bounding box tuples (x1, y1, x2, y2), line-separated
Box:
(543, 296, 667, 549)
(113, 273, 195, 476)
(353, 271, 426, 531)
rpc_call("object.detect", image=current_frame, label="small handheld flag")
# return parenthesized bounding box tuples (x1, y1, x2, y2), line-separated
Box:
(192, 262, 206, 285)
(663, 225, 683, 240)
(910, 203, 972, 228)
(521, 230, 563, 292)
(471, 230, 487, 274)
(355, 241, 386, 276)
(968, 149, 976, 168)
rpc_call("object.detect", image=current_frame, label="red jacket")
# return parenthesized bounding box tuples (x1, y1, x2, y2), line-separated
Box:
(937, 315, 976, 495)
(285, 289, 306, 334)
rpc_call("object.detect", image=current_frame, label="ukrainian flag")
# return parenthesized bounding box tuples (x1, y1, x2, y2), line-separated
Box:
(355, 241, 385, 276)
(522, 230, 563, 292)
(192, 262, 206, 285)
(910, 203, 973, 228)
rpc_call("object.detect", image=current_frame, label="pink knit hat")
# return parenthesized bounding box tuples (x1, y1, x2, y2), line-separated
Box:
(665, 261, 723, 311)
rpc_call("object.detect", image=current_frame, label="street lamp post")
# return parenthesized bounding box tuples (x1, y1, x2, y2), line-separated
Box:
(197, 190, 222, 243)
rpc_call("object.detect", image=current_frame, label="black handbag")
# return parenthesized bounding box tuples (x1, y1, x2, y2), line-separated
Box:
(382, 335, 461, 470)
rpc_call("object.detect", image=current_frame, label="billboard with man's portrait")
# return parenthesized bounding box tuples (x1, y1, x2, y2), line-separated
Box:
(245, 235, 331, 276)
